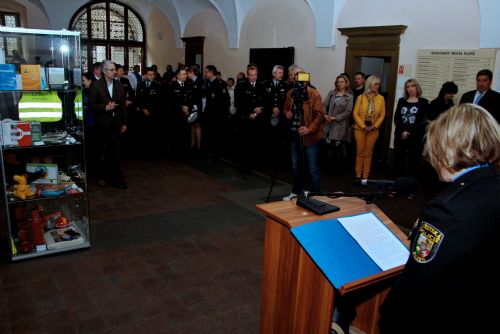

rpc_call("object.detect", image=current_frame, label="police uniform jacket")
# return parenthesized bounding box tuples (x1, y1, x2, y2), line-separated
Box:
(136, 80, 162, 117)
(263, 79, 289, 118)
(379, 165, 500, 334)
(235, 79, 265, 119)
(168, 80, 192, 115)
(89, 77, 127, 129)
(119, 76, 135, 103)
(459, 89, 500, 123)
(204, 78, 230, 120)
(283, 86, 325, 146)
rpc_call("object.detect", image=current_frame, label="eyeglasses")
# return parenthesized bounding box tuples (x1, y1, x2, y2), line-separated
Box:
(105, 68, 116, 72)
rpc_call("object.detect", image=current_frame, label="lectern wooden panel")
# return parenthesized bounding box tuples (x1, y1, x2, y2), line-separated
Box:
(257, 197, 409, 334)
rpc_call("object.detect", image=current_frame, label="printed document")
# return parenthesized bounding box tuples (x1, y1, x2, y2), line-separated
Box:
(338, 212, 409, 271)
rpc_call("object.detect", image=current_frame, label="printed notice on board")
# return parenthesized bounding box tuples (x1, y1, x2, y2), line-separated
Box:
(416, 49, 496, 103)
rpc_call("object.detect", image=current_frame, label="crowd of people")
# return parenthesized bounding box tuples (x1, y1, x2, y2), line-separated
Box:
(78, 60, 500, 333)
(80, 61, 500, 199)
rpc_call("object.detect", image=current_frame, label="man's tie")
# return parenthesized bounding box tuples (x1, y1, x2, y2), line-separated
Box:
(146, 81, 150, 88)
(181, 82, 184, 88)
(474, 91, 484, 104)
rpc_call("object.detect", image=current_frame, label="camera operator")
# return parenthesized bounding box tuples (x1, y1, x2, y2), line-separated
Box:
(282, 67, 325, 200)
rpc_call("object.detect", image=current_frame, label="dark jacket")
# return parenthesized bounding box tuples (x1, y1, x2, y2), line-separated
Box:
(460, 89, 500, 123)
(136, 80, 162, 117)
(380, 165, 500, 334)
(89, 78, 127, 128)
(204, 78, 230, 120)
(235, 79, 265, 119)
(393, 97, 428, 144)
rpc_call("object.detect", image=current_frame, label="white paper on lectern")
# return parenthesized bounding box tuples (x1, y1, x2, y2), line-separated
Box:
(337, 212, 409, 271)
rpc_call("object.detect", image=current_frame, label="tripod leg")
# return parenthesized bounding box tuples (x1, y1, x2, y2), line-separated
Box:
(266, 167, 279, 203)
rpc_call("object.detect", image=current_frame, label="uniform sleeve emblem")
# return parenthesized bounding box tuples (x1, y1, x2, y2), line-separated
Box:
(412, 222, 444, 263)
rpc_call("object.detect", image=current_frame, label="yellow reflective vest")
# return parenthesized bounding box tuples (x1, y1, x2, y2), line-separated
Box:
(18, 91, 63, 122)
(74, 89, 83, 120)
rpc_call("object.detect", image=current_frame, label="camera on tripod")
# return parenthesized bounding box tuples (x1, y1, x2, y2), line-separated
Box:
(292, 72, 310, 108)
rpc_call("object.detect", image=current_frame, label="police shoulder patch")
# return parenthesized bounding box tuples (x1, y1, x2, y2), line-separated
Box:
(412, 222, 444, 263)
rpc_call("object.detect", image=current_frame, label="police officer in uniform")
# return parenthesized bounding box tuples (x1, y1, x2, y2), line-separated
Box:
(136, 67, 163, 157)
(263, 65, 290, 162)
(167, 68, 192, 159)
(203, 65, 230, 158)
(379, 104, 500, 334)
(235, 65, 265, 163)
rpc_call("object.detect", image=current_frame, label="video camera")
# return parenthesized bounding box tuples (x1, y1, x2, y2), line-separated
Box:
(292, 72, 310, 108)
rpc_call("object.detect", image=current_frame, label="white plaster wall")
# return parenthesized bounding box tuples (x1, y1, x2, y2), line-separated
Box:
(183, 0, 346, 98)
(146, 7, 184, 71)
(338, 0, 481, 91)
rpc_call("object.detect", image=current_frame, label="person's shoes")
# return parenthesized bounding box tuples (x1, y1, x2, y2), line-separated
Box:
(282, 192, 298, 201)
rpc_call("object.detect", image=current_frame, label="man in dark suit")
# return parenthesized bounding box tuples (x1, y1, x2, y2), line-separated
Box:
(203, 65, 230, 158)
(460, 69, 500, 123)
(89, 60, 128, 188)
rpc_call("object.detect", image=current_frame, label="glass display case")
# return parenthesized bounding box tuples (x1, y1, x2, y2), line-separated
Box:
(0, 27, 90, 261)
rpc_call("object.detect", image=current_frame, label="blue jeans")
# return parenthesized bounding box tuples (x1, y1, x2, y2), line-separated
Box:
(290, 139, 321, 194)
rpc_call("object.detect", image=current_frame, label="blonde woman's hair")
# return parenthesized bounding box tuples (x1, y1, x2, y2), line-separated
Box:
(425, 103, 500, 172)
(364, 75, 380, 93)
(404, 78, 423, 98)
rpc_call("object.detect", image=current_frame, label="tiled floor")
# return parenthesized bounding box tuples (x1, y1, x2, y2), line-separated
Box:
(0, 158, 273, 334)
(0, 155, 434, 333)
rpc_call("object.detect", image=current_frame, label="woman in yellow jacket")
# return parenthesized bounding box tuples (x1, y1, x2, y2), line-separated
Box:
(352, 75, 386, 179)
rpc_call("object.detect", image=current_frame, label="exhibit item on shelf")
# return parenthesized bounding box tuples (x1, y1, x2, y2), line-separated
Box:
(0, 26, 91, 261)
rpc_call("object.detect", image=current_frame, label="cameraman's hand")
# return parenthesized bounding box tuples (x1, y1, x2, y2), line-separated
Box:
(285, 111, 293, 119)
(254, 107, 263, 114)
(272, 107, 280, 116)
(181, 106, 189, 115)
(298, 126, 310, 136)
(249, 113, 257, 120)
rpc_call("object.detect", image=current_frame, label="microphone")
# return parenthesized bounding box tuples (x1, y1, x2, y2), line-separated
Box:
(354, 177, 418, 195)
(355, 179, 394, 187)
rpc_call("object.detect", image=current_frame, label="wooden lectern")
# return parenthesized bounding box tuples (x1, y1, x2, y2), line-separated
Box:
(256, 196, 409, 334)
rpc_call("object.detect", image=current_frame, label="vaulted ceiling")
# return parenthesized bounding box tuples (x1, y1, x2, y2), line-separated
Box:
(26, 0, 343, 48)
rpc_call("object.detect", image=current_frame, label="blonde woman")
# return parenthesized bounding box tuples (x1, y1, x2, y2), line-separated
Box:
(323, 75, 353, 174)
(380, 104, 500, 334)
(393, 79, 428, 181)
(352, 75, 386, 179)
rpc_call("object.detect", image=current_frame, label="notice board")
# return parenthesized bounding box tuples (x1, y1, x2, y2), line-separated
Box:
(416, 49, 496, 102)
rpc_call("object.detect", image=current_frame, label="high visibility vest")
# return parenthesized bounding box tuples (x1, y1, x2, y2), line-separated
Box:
(18, 91, 63, 122)
(74, 89, 84, 121)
